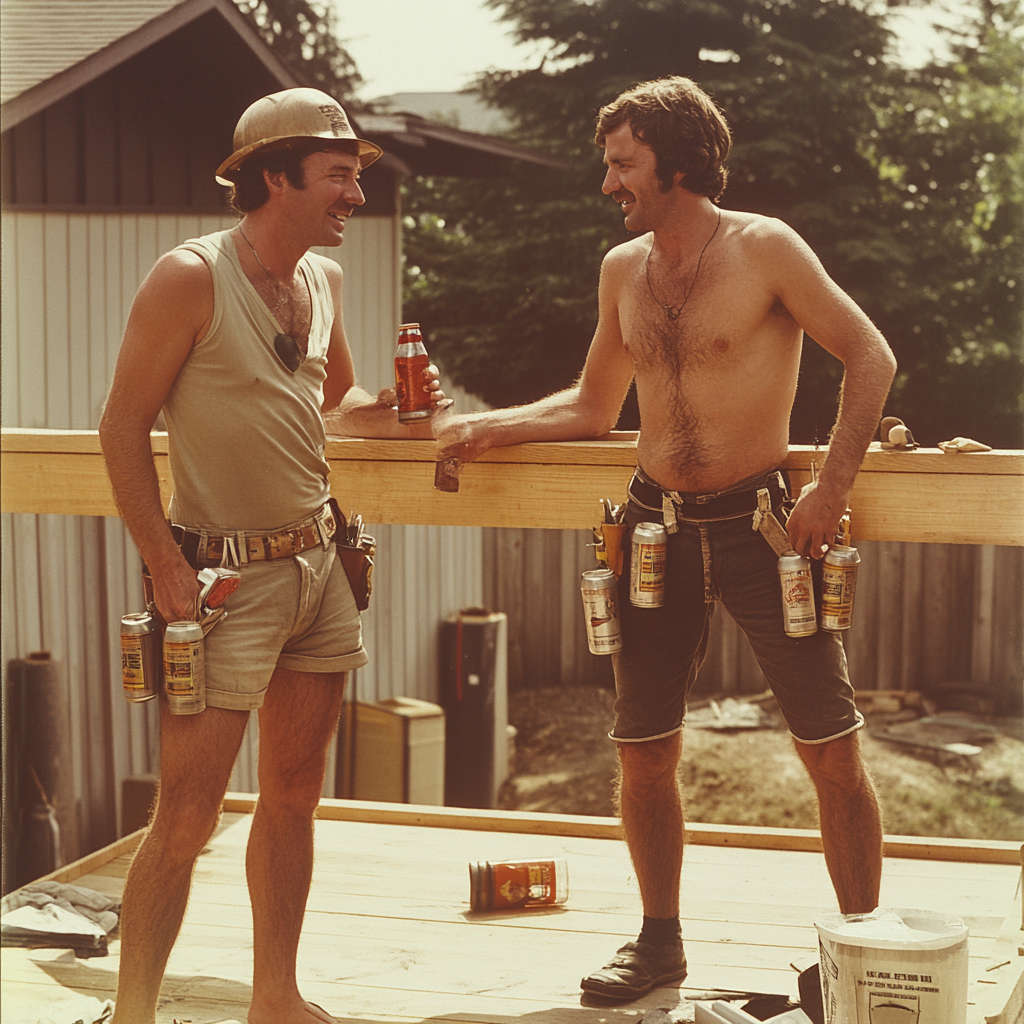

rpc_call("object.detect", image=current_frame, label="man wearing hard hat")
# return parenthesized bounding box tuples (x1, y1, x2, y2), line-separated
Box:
(99, 89, 443, 1024)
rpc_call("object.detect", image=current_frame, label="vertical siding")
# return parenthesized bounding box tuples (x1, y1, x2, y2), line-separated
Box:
(1, 210, 241, 853)
(2, 211, 484, 861)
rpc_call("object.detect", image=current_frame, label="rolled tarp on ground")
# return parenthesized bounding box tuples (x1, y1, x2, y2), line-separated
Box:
(3, 652, 78, 892)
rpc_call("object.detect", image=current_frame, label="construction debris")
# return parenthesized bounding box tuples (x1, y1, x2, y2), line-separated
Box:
(938, 436, 993, 453)
(688, 698, 773, 731)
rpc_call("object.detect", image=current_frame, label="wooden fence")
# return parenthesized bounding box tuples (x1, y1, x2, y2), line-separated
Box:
(482, 529, 1024, 711)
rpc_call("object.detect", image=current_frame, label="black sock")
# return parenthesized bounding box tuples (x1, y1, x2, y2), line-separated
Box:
(639, 915, 682, 945)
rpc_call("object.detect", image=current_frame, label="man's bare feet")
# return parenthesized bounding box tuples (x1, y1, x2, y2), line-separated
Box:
(248, 998, 336, 1024)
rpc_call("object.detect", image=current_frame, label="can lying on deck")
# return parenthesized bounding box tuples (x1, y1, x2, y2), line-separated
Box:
(469, 858, 568, 911)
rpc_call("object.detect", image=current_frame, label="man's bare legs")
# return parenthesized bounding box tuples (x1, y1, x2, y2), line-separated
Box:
(616, 732, 685, 917)
(616, 729, 882, 917)
(246, 668, 347, 1024)
(111, 704, 250, 1024)
(580, 732, 687, 998)
(795, 729, 882, 913)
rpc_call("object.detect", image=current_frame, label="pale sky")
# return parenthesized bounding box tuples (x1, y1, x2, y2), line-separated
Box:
(334, 0, 965, 100)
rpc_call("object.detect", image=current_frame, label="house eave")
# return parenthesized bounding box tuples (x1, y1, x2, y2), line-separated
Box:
(355, 113, 567, 172)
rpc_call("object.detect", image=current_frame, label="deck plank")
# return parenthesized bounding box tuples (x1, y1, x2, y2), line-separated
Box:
(2, 813, 1019, 1024)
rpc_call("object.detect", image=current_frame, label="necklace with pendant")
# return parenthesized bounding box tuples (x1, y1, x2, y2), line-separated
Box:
(645, 207, 722, 321)
(238, 224, 286, 315)
(238, 225, 305, 373)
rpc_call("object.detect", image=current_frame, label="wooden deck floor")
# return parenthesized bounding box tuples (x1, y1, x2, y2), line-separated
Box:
(3, 809, 1021, 1024)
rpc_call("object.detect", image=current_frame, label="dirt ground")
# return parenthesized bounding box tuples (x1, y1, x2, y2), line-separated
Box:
(498, 687, 1024, 841)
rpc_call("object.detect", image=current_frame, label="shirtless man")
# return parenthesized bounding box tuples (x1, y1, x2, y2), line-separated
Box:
(435, 77, 896, 1001)
(100, 89, 444, 1024)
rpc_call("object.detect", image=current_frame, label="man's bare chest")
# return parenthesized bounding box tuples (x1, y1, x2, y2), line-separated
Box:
(250, 274, 313, 354)
(619, 262, 793, 375)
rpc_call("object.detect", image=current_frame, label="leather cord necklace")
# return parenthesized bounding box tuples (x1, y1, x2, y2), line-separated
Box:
(645, 207, 722, 321)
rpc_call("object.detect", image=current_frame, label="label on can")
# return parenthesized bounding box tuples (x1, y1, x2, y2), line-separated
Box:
(821, 547, 860, 632)
(469, 858, 568, 911)
(581, 570, 622, 655)
(163, 641, 202, 695)
(630, 523, 667, 608)
(121, 633, 148, 692)
(163, 621, 206, 714)
(121, 612, 159, 702)
(779, 556, 817, 637)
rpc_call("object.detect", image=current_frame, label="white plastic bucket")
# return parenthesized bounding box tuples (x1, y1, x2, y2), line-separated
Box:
(814, 907, 969, 1024)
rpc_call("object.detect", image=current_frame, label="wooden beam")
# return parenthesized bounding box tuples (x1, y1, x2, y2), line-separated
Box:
(29, 830, 145, 886)
(218, 794, 1022, 863)
(3, 428, 1022, 545)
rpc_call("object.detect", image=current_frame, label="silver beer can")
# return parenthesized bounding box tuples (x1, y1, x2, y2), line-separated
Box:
(120, 612, 160, 703)
(778, 552, 817, 637)
(581, 569, 623, 655)
(630, 522, 668, 608)
(820, 545, 861, 632)
(163, 620, 206, 715)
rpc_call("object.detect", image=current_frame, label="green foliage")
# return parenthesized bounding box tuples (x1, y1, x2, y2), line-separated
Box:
(402, 0, 1023, 446)
(864, 0, 1024, 446)
(233, 0, 362, 98)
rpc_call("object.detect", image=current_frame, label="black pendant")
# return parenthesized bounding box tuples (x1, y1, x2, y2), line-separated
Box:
(274, 333, 303, 373)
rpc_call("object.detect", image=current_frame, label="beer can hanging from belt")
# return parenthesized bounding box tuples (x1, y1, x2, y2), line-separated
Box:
(469, 857, 568, 911)
(821, 513, 860, 632)
(630, 522, 667, 608)
(163, 620, 206, 715)
(778, 552, 817, 637)
(394, 322, 432, 423)
(581, 569, 623, 655)
(120, 612, 160, 703)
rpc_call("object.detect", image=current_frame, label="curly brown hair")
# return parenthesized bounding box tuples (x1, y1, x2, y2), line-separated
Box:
(595, 77, 731, 201)
(228, 139, 360, 213)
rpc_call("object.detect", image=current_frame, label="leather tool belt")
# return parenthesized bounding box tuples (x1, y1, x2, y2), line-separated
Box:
(628, 468, 789, 532)
(170, 503, 337, 569)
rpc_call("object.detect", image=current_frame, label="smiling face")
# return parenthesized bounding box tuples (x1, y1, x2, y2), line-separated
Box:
(282, 148, 366, 247)
(601, 123, 682, 233)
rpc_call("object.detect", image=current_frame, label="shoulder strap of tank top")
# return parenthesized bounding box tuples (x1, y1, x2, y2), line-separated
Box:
(174, 230, 233, 346)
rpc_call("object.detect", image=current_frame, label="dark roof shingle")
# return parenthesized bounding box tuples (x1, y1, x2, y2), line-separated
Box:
(0, 0, 189, 106)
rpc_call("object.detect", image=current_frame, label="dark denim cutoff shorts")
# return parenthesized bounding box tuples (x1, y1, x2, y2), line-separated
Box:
(610, 468, 864, 745)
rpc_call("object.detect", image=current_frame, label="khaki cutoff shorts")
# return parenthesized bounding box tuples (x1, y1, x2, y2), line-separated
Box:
(202, 542, 367, 711)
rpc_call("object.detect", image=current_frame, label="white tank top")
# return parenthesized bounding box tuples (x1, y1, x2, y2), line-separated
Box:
(163, 229, 334, 532)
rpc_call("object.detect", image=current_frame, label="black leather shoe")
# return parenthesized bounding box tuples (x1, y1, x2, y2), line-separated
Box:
(580, 938, 687, 1000)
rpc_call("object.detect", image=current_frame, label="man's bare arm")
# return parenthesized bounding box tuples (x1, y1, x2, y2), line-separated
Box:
(764, 224, 897, 556)
(318, 257, 446, 439)
(433, 252, 636, 462)
(98, 252, 212, 621)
